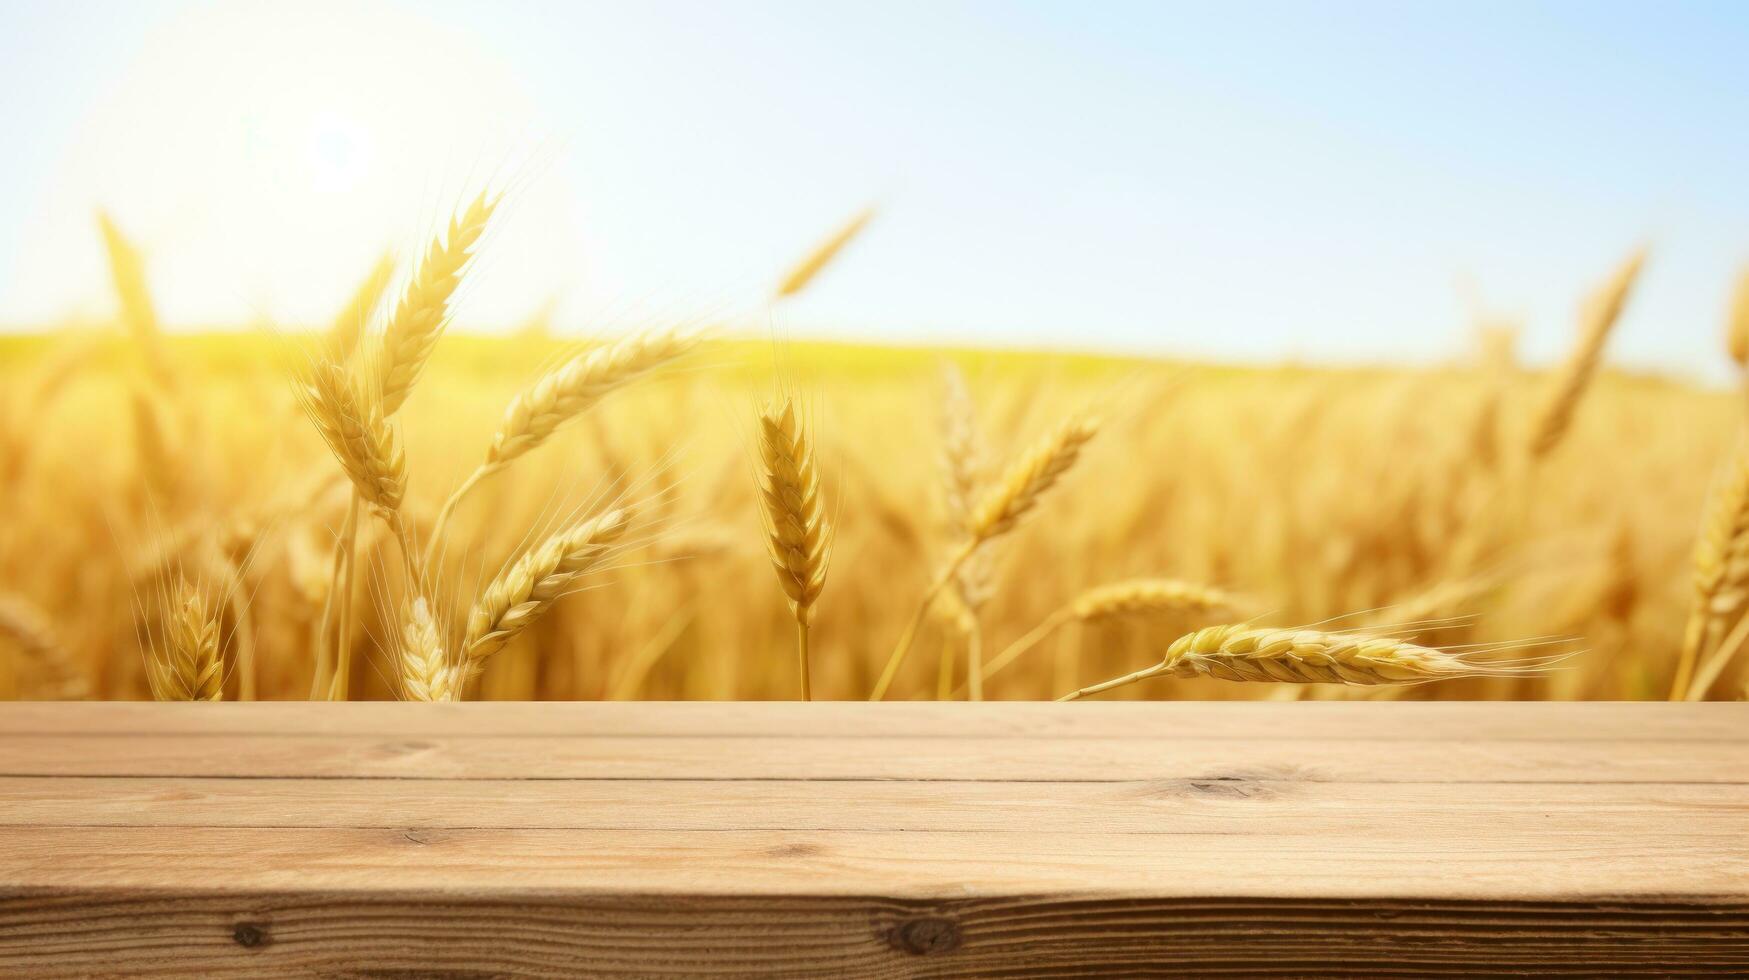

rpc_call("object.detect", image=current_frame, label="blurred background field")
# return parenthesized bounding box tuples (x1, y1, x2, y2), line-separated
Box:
(2, 318, 1739, 701)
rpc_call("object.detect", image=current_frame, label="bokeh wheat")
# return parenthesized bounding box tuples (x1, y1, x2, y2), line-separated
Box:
(1, 200, 1744, 702)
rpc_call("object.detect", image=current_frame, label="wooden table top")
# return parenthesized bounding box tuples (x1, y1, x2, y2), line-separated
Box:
(0, 701, 1743, 976)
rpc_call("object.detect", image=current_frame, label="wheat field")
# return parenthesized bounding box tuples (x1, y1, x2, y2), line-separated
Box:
(1, 201, 1746, 703)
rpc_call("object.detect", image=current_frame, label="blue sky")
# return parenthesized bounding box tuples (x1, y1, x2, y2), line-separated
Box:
(0, 0, 1745, 377)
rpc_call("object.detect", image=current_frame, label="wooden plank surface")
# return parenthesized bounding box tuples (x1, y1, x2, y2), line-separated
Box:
(0, 703, 1743, 977)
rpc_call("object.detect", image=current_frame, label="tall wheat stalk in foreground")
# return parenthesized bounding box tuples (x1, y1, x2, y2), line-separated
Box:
(872, 413, 1099, 700)
(1672, 434, 1749, 699)
(757, 398, 831, 699)
(146, 579, 223, 701)
(775, 208, 875, 298)
(1060, 624, 1533, 700)
(426, 329, 698, 563)
(1527, 248, 1646, 458)
(458, 507, 631, 690)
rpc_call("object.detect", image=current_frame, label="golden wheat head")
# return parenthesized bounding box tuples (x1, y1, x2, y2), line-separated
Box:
(775, 207, 874, 298)
(487, 329, 699, 468)
(1528, 247, 1646, 458)
(971, 415, 1099, 541)
(758, 398, 830, 624)
(1727, 265, 1749, 368)
(148, 579, 223, 702)
(302, 360, 407, 522)
(377, 192, 496, 415)
(462, 507, 632, 673)
(1062, 624, 1537, 699)
(399, 597, 457, 702)
(1070, 579, 1247, 621)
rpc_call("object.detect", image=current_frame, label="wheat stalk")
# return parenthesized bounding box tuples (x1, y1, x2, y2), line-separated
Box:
(327, 250, 396, 360)
(147, 579, 223, 701)
(376, 192, 496, 416)
(96, 211, 172, 387)
(301, 356, 421, 701)
(461, 507, 631, 682)
(978, 578, 1244, 688)
(0, 593, 88, 699)
(775, 207, 874, 298)
(1672, 434, 1749, 699)
(1726, 266, 1749, 368)
(130, 384, 180, 503)
(938, 365, 997, 695)
(1060, 624, 1527, 700)
(872, 413, 1099, 700)
(425, 329, 698, 562)
(1527, 248, 1646, 458)
(757, 398, 831, 699)
(1071, 579, 1246, 621)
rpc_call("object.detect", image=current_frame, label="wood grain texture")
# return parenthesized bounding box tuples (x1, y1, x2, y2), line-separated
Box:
(0, 702, 1743, 977)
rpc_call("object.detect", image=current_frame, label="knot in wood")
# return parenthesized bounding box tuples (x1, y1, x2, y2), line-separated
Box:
(231, 921, 270, 948)
(889, 915, 962, 956)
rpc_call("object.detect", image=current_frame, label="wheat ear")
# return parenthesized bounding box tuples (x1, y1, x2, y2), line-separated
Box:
(775, 207, 874, 298)
(872, 414, 1099, 700)
(426, 329, 697, 562)
(939, 364, 995, 697)
(1672, 435, 1749, 699)
(1527, 247, 1646, 458)
(377, 192, 496, 416)
(461, 507, 631, 683)
(757, 398, 831, 700)
(96, 211, 172, 387)
(0, 593, 88, 699)
(399, 597, 457, 702)
(327, 250, 396, 360)
(148, 580, 223, 701)
(302, 362, 414, 547)
(979, 578, 1244, 688)
(1060, 624, 1529, 700)
(1726, 266, 1749, 368)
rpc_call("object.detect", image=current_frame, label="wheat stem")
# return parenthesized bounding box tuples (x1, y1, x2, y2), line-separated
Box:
(328, 492, 361, 701)
(982, 606, 1077, 686)
(870, 540, 973, 701)
(1059, 664, 1166, 702)
(965, 618, 984, 701)
(1684, 610, 1749, 701)
(424, 465, 489, 568)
